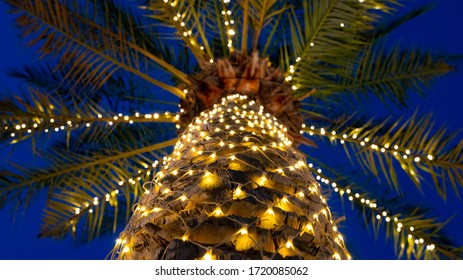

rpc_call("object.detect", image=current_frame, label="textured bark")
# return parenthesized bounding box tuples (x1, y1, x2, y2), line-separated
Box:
(179, 52, 315, 147)
(114, 94, 350, 260)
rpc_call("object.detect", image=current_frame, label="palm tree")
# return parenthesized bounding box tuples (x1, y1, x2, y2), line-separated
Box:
(0, 0, 461, 259)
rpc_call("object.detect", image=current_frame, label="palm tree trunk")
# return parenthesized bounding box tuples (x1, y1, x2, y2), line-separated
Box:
(113, 94, 350, 260)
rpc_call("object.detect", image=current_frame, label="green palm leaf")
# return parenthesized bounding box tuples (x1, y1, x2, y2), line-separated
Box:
(5, 0, 187, 97)
(0, 137, 176, 209)
(0, 0, 460, 260)
(304, 156, 462, 259)
(303, 112, 463, 198)
(0, 88, 178, 147)
(334, 43, 453, 107)
(239, 0, 289, 52)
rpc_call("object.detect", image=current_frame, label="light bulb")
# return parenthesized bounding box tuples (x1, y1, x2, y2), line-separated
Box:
(203, 250, 213, 260)
(213, 207, 223, 216)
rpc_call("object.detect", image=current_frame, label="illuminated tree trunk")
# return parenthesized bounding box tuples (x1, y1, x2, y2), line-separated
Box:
(113, 94, 350, 260)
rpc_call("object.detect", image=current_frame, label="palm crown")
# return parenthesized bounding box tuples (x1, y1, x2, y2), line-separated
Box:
(0, 0, 461, 259)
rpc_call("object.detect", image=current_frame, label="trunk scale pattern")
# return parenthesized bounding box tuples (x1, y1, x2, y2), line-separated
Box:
(113, 94, 350, 260)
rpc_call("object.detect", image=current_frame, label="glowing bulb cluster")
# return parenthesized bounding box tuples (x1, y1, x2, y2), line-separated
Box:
(115, 94, 350, 260)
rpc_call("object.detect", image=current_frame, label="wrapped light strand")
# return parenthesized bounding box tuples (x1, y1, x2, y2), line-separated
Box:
(114, 94, 350, 260)
(69, 160, 161, 229)
(160, 0, 212, 62)
(302, 125, 435, 164)
(220, 0, 236, 51)
(3, 112, 179, 140)
(308, 163, 437, 254)
(285, 60, 301, 91)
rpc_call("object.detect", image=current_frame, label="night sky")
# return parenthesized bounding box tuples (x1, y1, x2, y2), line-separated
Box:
(0, 1, 462, 259)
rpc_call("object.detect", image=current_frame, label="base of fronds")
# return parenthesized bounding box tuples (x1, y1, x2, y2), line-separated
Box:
(179, 52, 311, 146)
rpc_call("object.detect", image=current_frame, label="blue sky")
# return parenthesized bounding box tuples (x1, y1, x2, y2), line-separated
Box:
(0, 1, 462, 259)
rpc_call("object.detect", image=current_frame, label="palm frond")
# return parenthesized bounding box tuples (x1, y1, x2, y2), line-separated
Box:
(368, 4, 434, 39)
(332, 43, 453, 107)
(303, 112, 463, 198)
(8, 61, 183, 113)
(0, 138, 177, 212)
(304, 157, 462, 259)
(0, 88, 102, 145)
(37, 126, 175, 241)
(290, 40, 452, 108)
(144, 0, 214, 64)
(0, 88, 178, 146)
(96, 0, 192, 74)
(288, 1, 397, 63)
(0, 0, 459, 260)
(198, 0, 231, 58)
(5, 0, 186, 98)
(71, 118, 175, 152)
(40, 161, 154, 241)
(239, 0, 289, 53)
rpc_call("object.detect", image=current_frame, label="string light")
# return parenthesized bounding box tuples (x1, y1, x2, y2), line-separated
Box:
(302, 125, 434, 164)
(70, 160, 160, 221)
(233, 186, 246, 199)
(309, 160, 436, 253)
(202, 250, 214, 260)
(220, 0, 235, 51)
(213, 207, 224, 217)
(5, 111, 179, 141)
(115, 94, 350, 260)
(158, 0, 212, 62)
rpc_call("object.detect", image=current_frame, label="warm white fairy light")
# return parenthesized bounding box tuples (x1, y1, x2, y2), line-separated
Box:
(239, 226, 248, 235)
(219, 0, 235, 51)
(202, 250, 214, 260)
(71, 159, 160, 220)
(5, 111, 179, 141)
(301, 125, 434, 165)
(309, 160, 437, 253)
(113, 94, 352, 260)
(213, 207, 224, 217)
